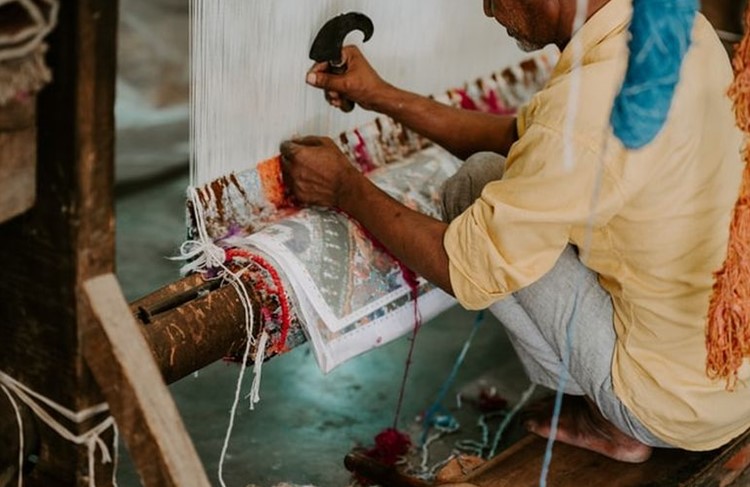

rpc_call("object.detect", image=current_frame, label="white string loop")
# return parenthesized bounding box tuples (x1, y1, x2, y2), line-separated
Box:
(0, 371, 118, 487)
(171, 186, 227, 275)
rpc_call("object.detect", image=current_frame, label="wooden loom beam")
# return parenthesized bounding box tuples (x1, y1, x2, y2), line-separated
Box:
(130, 273, 261, 385)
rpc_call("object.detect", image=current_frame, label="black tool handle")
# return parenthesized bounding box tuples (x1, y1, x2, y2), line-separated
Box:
(328, 62, 356, 113)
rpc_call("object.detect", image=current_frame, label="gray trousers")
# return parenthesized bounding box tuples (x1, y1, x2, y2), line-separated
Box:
(442, 152, 671, 448)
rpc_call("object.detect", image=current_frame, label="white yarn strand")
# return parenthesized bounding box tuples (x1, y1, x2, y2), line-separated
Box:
(173, 186, 226, 275)
(0, 372, 118, 487)
(246, 330, 270, 410)
(562, 0, 591, 172)
(488, 383, 536, 458)
(1, 384, 24, 487)
(217, 272, 256, 487)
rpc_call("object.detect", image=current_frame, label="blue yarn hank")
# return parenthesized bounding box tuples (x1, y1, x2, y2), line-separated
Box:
(610, 0, 698, 150)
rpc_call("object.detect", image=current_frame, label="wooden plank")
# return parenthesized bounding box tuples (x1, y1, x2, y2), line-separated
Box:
(0, 125, 36, 224)
(139, 281, 256, 384)
(437, 432, 750, 487)
(689, 429, 750, 487)
(82, 273, 211, 487)
(0, 0, 118, 484)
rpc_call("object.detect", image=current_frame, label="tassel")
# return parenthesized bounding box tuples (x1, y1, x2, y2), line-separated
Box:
(247, 331, 270, 410)
(706, 3, 750, 390)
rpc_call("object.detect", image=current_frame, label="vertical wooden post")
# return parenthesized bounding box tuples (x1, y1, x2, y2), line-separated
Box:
(0, 0, 118, 485)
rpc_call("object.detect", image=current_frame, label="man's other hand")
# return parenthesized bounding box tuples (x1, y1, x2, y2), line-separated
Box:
(279, 136, 362, 208)
(306, 45, 391, 112)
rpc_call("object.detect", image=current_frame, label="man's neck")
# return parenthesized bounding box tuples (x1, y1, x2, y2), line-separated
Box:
(555, 0, 612, 49)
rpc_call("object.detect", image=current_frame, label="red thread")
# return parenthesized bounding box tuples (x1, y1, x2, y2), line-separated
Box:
(225, 248, 292, 353)
(391, 260, 420, 430)
(481, 89, 515, 116)
(455, 88, 479, 111)
(353, 128, 377, 173)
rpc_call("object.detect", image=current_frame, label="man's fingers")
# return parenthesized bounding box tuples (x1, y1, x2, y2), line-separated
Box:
(309, 61, 329, 73)
(306, 70, 346, 93)
(340, 45, 361, 62)
(279, 140, 297, 161)
(293, 136, 326, 147)
(280, 136, 324, 156)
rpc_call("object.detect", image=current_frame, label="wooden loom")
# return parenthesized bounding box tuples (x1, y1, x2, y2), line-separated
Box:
(1, 0, 750, 486)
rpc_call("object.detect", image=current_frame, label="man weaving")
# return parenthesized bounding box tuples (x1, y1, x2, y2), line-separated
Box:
(280, 0, 750, 462)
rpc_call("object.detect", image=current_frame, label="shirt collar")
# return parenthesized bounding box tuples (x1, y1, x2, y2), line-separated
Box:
(551, 0, 632, 78)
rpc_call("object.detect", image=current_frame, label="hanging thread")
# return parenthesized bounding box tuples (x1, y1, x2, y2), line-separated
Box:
(488, 383, 536, 458)
(420, 311, 485, 445)
(538, 0, 591, 482)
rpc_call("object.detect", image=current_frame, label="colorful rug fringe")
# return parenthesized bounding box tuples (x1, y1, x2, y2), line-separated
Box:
(706, 4, 750, 389)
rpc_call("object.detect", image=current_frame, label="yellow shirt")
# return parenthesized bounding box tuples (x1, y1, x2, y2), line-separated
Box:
(444, 0, 749, 450)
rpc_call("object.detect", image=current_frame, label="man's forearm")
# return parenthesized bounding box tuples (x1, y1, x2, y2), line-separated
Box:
(372, 84, 518, 160)
(339, 172, 454, 296)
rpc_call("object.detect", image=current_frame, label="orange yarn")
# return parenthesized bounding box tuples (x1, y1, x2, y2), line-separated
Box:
(706, 4, 750, 390)
(256, 156, 288, 207)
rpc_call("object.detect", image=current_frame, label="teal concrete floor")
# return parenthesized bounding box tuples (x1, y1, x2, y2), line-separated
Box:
(114, 169, 530, 487)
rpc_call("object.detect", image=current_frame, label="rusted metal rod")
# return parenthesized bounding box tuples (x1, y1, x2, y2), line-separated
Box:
(130, 275, 261, 385)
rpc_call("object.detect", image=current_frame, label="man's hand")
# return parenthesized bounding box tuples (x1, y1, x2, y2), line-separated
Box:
(279, 136, 363, 208)
(306, 45, 391, 112)
(280, 135, 454, 296)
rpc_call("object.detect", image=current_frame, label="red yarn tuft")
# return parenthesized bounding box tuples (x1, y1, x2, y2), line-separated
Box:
(478, 388, 508, 413)
(365, 428, 412, 466)
(455, 88, 479, 111)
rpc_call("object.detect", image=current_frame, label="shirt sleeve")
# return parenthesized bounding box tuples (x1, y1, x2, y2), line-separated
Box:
(443, 122, 627, 310)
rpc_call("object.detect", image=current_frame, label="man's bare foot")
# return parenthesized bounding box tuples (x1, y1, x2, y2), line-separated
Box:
(522, 395, 653, 463)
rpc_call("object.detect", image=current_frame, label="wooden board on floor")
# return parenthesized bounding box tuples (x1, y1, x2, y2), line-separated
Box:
(446, 431, 750, 487)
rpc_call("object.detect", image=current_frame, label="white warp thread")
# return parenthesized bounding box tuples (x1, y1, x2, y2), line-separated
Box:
(0, 371, 118, 487)
(189, 0, 527, 185)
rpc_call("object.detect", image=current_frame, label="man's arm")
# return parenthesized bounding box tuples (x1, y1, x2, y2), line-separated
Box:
(341, 170, 454, 295)
(371, 86, 518, 161)
(307, 46, 518, 160)
(280, 137, 454, 295)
